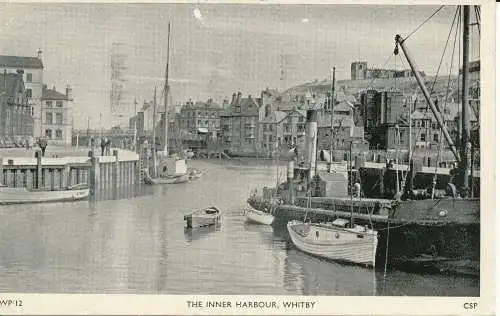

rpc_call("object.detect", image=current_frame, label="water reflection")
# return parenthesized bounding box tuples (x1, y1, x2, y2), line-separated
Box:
(184, 224, 222, 242)
(0, 159, 479, 296)
(283, 248, 377, 296)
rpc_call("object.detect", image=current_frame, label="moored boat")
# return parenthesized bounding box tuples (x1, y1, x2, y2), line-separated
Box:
(184, 206, 221, 228)
(143, 170, 189, 185)
(0, 183, 90, 205)
(245, 207, 275, 225)
(287, 218, 379, 268)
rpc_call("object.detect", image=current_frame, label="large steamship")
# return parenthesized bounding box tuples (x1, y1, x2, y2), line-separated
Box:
(248, 5, 480, 276)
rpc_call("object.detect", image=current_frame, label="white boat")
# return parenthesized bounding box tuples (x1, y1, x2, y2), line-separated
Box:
(0, 183, 90, 205)
(184, 206, 221, 228)
(143, 170, 189, 185)
(287, 218, 378, 268)
(245, 208, 275, 225)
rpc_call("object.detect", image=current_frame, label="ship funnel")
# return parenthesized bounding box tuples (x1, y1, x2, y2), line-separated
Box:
(305, 109, 318, 180)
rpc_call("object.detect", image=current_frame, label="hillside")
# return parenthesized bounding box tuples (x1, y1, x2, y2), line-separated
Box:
(285, 75, 461, 100)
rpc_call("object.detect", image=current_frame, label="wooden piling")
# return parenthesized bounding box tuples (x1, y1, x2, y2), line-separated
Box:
(89, 151, 99, 194)
(35, 150, 42, 189)
(113, 150, 119, 189)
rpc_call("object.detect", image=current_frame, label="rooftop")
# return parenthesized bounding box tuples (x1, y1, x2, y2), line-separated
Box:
(0, 55, 44, 69)
(42, 84, 71, 101)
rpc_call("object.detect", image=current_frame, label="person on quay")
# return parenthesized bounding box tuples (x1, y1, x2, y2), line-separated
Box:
(100, 137, 107, 156)
(38, 137, 48, 157)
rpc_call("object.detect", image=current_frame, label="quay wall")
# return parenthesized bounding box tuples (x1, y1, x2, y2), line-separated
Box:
(0, 149, 140, 194)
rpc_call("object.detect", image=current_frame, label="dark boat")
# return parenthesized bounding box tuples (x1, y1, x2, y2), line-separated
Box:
(248, 5, 480, 277)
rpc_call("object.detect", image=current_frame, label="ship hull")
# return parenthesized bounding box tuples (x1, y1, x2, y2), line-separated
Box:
(287, 220, 378, 268)
(249, 196, 479, 277)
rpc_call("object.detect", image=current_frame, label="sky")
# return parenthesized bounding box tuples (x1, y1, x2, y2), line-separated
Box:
(0, 3, 480, 129)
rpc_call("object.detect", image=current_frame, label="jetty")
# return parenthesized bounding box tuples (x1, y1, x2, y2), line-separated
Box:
(0, 147, 141, 196)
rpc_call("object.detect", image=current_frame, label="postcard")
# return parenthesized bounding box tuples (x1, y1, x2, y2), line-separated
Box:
(0, 0, 495, 314)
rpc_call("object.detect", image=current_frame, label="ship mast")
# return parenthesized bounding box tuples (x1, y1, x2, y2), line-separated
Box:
(329, 67, 336, 165)
(395, 5, 473, 194)
(395, 34, 460, 162)
(152, 86, 158, 177)
(163, 21, 171, 155)
(458, 6, 471, 192)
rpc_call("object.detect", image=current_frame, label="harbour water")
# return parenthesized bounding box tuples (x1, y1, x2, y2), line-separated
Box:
(0, 159, 478, 296)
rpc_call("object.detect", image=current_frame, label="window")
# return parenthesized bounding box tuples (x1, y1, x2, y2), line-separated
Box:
(46, 101, 53, 107)
(46, 112, 53, 124)
(420, 133, 426, 141)
(433, 134, 439, 142)
(31, 106, 34, 116)
(55, 113, 63, 125)
(45, 129, 52, 139)
(56, 101, 63, 107)
(26, 89, 32, 98)
(55, 129, 63, 139)
(26, 73, 32, 82)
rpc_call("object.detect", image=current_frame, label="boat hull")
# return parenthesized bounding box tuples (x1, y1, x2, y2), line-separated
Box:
(0, 186, 90, 205)
(249, 195, 479, 276)
(144, 173, 189, 185)
(184, 207, 222, 228)
(245, 208, 274, 225)
(287, 220, 378, 268)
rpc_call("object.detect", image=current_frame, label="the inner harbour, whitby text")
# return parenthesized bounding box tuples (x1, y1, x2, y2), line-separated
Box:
(187, 300, 317, 309)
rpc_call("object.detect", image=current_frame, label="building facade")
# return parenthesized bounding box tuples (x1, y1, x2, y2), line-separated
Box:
(317, 101, 364, 151)
(259, 109, 306, 156)
(220, 92, 261, 155)
(0, 71, 34, 144)
(41, 84, 74, 145)
(350, 61, 426, 80)
(178, 98, 224, 138)
(0, 53, 44, 138)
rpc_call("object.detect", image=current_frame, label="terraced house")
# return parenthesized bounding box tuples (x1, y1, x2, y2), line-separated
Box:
(41, 84, 73, 145)
(178, 98, 224, 139)
(0, 71, 34, 144)
(220, 92, 261, 156)
(259, 108, 306, 157)
(0, 53, 43, 138)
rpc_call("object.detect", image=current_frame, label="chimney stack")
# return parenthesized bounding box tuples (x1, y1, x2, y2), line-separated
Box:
(66, 84, 73, 100)
(231, 93, 236, 103)
(37, 49, 42, 59)
(305, 109, 319, 180)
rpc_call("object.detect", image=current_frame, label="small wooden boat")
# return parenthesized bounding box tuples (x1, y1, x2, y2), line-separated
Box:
(184, 206, 221, 228)
(287, 218, 378, 268)
(188, 168, 202, 180)
(143, 169, 189, 185)
(0, 183, 90, 205)
(245, 207, 275, 225)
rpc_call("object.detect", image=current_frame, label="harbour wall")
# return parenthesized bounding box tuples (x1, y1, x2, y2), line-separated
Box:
(0, 149, 140, 195)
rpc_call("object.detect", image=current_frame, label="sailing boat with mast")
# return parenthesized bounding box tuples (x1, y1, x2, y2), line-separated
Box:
(245, 138, 280, 225)
(287, 140, 379, 268)
(143, 21, 189, 185)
